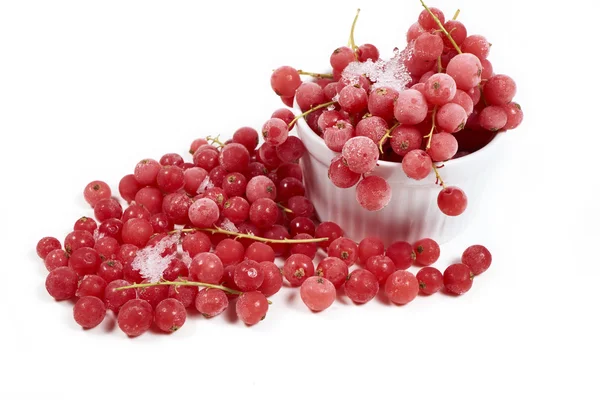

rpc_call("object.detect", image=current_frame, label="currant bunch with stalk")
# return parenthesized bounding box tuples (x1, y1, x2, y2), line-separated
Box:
(268, 1, 522, 216)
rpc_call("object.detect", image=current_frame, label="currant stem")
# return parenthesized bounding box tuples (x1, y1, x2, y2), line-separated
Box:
(297, 70, 333, 79)
(288, 100, 337, 129)
(348, 8, 361, 51)
(115, 280, 273, 304)
(432, 164, 446, 188)
(437, 56, 443, 73)
(419, 1, 462, 54)
(424, 106, 438, 150)
(170, 226, 328, 244)
(116, 280, 242, 295)
(378, 121, 400, 154)
(453, 9, 460, 20)
(277, 203, 294, 213)
(206, 135, 225, 148)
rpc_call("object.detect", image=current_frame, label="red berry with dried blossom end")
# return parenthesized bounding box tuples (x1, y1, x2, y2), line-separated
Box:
(355, 116, 388, 144)
(416, 267, 444, 295)
(45, 267, 79, 300)
(324, 120, 354, 152)
(246, 176, 277, 203)
(189, 138, 208, 155)
(257, 261, 283, 297)
(181, 231, 211, 258)
(104, 279, 136, 312)
(315, 221, 344, 250)
(234, 260, 265, 292)
(154, 298, 186, 333)
(289, 217, 316, 237)
(94, 198, 123, 222)
(356, 176, 392, 212)
(502, 102, 523, 130)
(283, 253, 315, 287)
(318, 110, 348, 133)
(97, 259, 124, 283)
(156, 165, 185, 193)
(94, 236, 120, 259)
(236, 291, 269, 325)
(117, 299, 153, 337)
(73, 217, 97, 234)
(168, 278, 198, 308)
(195, 288, 229, 318)
(215, 238, 245, 266)
(424, 73, 457, 106)
(73, 296, 106, 329)
(368, 87, 399, 122)
(135, 187, 162, 215)
(249, 198, 279, 230)
(122, 204, 150, 223)
(384, 270, 419, 305)
(436, 103, 467, 133)
(44, 249, 69, 271)
(330, 46, 355, 70)
(64, 230, 95, 254)
(315, 257, 348, 289)
(37, 237, 62, 259)
(444, 263, 474, 295)
(438, 186, 468, 216)
(386, 241, 415, 270)
(222, 196, 250, 224)
(390, 125, 423, 157)
(84, 180, 112, 207)
(461, 245, 492, 275)
(413, 32, 444, 61)
(271, 109, 295, 127)
(328, 155, 360, 189)
(271, 66, 301, 97)
(76, 275, 107, 299)
(328, 237, 358, 266)
(413, 238, 440, 266)
(345, 269, 379, 304)
(338, 85, 368, 114)
(300, 277, 336, 312)
(190, 252, 224, 284)
(134, 159, 161, 186)
(222, 172, 247, 197)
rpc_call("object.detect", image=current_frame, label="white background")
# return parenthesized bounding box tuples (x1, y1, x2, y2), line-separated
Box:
(1, 0, 599, 398)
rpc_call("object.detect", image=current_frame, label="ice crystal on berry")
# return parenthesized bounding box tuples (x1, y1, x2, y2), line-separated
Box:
(131, 233, 180, 283)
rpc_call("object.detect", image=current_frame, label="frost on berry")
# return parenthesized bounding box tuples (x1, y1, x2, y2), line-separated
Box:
(131, 233, 180, 283)
(197, 176, 214, 194)
(341, 48, 411, 93)
(180, 250, 193, 267)
(218, 218, 238, 233)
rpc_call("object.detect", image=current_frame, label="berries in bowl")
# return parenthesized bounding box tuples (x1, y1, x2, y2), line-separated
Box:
(269, 3, 523, 245)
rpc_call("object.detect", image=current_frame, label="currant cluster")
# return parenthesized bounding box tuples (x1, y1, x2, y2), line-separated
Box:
(269, 2, 523, 214)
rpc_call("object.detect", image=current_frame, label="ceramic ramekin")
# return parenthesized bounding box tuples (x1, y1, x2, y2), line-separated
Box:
(296, 112, 508, 246)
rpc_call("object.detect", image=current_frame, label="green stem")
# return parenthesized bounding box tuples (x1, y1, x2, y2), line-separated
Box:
(453, 9, 460, 20)
(347, 9, 361, 51)
(115, 280, 273, 304)
(170, 227, 328, 244)
(432, 164, 446, 189)
(297, 70, 333, 79)
(424, 106, 438, 150)
(288, 100, 336, 129)
(378, 121, 400, 154)
(419, 1, 462, 54)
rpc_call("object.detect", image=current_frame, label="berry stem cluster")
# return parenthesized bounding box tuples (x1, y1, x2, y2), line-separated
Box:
(170, 226, 329, 244)
(420, 0, 462, 53)
(288, 100, 337, 129)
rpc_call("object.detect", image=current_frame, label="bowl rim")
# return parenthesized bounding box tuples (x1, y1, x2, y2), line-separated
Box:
(293, 103, 507, 170)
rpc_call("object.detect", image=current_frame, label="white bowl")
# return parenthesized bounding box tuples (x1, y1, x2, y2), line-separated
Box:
(296, 112, 509, 246)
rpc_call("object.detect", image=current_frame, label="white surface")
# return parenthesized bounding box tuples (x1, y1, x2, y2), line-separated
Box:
(0, 0, 598, 398)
